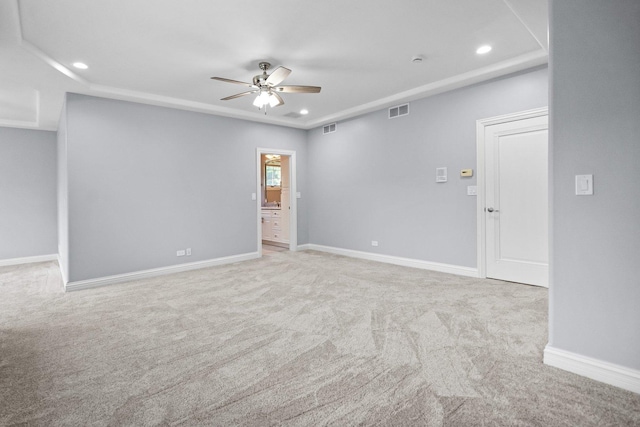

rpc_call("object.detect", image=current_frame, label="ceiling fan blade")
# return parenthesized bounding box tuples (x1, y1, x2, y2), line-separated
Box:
(221, 90, 258, 101)
(271, 92, 285, 107)
(211, 77, 255, 87)
(274, 85, 321, 94)
(266, 66, 291, 86)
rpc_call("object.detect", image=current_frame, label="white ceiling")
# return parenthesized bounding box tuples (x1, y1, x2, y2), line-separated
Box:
(0, 0, 548, 131)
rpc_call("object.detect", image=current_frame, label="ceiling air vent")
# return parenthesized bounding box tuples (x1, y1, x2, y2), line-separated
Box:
(323, 123, 337, 134)
(389, 103, 410, 119)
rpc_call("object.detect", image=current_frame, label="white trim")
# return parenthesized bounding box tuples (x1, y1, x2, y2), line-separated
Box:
(21, 40, 89, 86)
(476, 107, 549, 280)
(88, 84, 303, 129)
(0, 254, 58, 267)
(501, 0, 548, 52)
(57, 252, 68, 285)
(87, 51, 545, 131)
(0, 89, 41, 129)
(303, 244, 479, 278)
(297, 244, 311, 251)
(256, 148, 298, 257)
(304, 50, 548, 130)
(65, 252, 259, 292)
(544, 345, 640, 394)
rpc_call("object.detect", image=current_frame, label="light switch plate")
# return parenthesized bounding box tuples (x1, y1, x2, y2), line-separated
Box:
(575, 174, 593, 195)
(296, 192, 301, 199)
(436, 167, 447, 183)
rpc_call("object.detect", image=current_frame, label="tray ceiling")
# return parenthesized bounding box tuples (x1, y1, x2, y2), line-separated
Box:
(1, 0, 548, 130)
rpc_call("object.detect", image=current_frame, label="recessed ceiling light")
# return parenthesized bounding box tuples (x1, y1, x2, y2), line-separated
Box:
(476, 45, 492, 55)
(300, 109, 309, 115)
(72, 62, 88, 70)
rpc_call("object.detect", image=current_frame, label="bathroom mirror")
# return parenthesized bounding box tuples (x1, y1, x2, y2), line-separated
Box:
(264, 155, 281, 188)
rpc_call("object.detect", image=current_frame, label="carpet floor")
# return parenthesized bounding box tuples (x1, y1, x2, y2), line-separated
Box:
(1, 250, 639, 426)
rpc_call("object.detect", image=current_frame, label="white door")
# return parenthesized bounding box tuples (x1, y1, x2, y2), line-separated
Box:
(484, 113, 548, 287)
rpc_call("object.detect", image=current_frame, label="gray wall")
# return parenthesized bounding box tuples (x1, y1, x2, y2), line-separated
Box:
(0, 127, 57, 259)
(307, 67, 548, 268)
(550, 0, 640, 370)
(57, 102, 69, 279)
(64, 94, 308, 282)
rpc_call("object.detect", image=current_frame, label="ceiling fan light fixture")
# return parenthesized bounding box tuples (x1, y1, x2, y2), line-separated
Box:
(268, 94, 280, 108)
(253, 91, 271, 108)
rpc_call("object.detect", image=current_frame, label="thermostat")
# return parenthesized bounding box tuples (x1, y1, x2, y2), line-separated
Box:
(461, 169, 473, 177)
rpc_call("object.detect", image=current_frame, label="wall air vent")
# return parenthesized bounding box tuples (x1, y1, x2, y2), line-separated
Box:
(323, 123, 337, 134)
(389, 103, 410, 119)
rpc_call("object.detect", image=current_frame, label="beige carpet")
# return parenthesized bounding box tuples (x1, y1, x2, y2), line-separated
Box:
(1, 251, 639, 426)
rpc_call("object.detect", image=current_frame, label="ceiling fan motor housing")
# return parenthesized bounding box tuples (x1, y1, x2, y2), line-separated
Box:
(253, 62, 272, 87)
(253, 74, 268, 87)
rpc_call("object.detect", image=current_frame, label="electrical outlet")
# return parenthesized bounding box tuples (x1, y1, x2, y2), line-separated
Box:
(371, 241, 379, 247)
(186, 248, 192, 256)
(176, 250, 186, 257)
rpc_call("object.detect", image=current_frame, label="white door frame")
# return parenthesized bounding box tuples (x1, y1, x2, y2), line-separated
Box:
(476, 107, 548, 279)
(256, 147, 297, 256)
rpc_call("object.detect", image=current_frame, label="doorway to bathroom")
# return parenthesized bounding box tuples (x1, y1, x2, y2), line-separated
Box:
(256, 148, 297, 256)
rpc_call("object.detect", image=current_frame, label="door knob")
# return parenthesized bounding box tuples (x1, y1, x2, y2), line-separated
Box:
(487, 207, 499, 212)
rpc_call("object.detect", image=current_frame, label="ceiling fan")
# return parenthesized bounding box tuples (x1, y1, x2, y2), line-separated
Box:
(211, 62, 321, 111)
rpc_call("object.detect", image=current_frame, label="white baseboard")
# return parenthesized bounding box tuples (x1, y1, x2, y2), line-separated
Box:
(0, 254, 58, 267)
(296, 244, 311, 251)
(65, 252, 260, 292)
(302, 244, 479, 278)
(544, 345, 640, 394)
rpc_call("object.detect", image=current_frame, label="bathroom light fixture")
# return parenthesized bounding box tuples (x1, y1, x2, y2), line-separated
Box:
(72, 62, 88, 69)
(476, 45, 492, 54)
